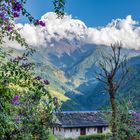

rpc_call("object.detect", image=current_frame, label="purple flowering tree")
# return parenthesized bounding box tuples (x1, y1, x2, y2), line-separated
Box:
(0, 55, 56, 139)
(0, 0, 65, 139)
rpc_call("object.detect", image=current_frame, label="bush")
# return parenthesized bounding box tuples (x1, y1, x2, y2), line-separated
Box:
(78, 133, 112, 140)
(64, 133, 112, 140)
(48, 132, 55, 140)
(0, 53, 55, 139)
(64, 138, 74, 140)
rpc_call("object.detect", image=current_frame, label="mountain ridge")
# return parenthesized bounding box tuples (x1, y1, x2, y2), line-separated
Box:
(8, 43, 140, 111)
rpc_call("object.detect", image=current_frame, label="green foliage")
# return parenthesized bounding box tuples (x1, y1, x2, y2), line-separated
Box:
(64, 138, 74, 140)
(116, 99, 140, 140)
(0, 49, 55, 139)
(48, 132, 55, 140)
(0, 0, 66, 139)
(77, 133, 112, 140)
(64, 133, 112, 140)
(53, 0, 65, 17)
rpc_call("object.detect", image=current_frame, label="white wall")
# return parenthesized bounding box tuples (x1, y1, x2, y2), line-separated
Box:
(54, 127, 80, 139)
(53, 127, 110, 139)
(86, 127, 97, 135)
(64, 128, 80, 138)
(102, 127, 110, 133)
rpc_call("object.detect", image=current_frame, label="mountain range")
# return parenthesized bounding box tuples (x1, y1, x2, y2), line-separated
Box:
(8, 13, 140, 111)
(26, 42, 140, 111)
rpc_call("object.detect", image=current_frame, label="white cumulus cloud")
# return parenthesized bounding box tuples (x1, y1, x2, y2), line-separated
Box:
(86, 15, 140, 49)
(11, 12, 140, 50)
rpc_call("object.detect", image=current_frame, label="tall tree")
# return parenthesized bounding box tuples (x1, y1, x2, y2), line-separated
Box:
(96, 43, 129, 140)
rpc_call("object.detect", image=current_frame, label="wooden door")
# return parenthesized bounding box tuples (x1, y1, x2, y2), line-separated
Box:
(80, 128, 86, 135)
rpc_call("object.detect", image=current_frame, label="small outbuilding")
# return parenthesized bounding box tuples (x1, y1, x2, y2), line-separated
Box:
(53, 111, 110, 139)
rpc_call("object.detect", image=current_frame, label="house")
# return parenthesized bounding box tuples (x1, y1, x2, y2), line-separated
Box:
(53, 111, 110, 139)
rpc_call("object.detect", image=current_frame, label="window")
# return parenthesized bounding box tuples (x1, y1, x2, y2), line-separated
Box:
(97, 127, 103, 133)
(70, 128, 72, 132)
(87, 128, 89, 132)
(56, 127, 58, 131)
(94, 128, 96, 131)
(59, 128, 61, 132)
(104, 127, 106, 131)
(76, 128, 78, 132)
(80, 128, 86, 135)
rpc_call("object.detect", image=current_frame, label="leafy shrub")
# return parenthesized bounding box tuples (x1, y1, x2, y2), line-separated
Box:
(0, 52, 55, 139)
(64, 138, 74, 140)
(48, 133, 55, 140)
(64, 133, 112, 140)
(78, 133, 112, 140)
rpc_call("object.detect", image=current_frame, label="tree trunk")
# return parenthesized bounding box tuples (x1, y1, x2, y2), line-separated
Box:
(110, 95, 117, 140)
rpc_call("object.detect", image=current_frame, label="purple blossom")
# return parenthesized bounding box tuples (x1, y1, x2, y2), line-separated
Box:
(13, 2, 23, 12)
(0, 12, 5, 18)
(0, 0, 45, 33)
(35, 20, 45, 27)
(7, 25, 13, 32)
(39, 20, 45, 27)
(132, 112, 140, 123)
(13, 12, 19, 18)
(15, 115, 22, 124)
(21, 63, 32, 69)
(43, 80, 50, 85)
(34, 76, 42, 81)
(11, 95, 20, 105)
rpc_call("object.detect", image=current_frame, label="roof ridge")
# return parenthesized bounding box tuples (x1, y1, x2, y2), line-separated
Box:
(56, 110, 111, 113)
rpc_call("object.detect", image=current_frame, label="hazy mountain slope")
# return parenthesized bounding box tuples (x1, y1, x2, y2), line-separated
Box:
(28, 46, 140, 111)
(84, 55, 140, 111)
(119, 56, 140, 110)
(8, 44, 140, 111)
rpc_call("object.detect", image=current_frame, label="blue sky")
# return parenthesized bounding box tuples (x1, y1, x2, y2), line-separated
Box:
(15, 0, 140, 51)
(21, 0, 140, 27)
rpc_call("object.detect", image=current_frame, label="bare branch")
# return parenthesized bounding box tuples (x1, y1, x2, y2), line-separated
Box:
(96, 42, 129, 96)
(95, 75, 107, 84)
